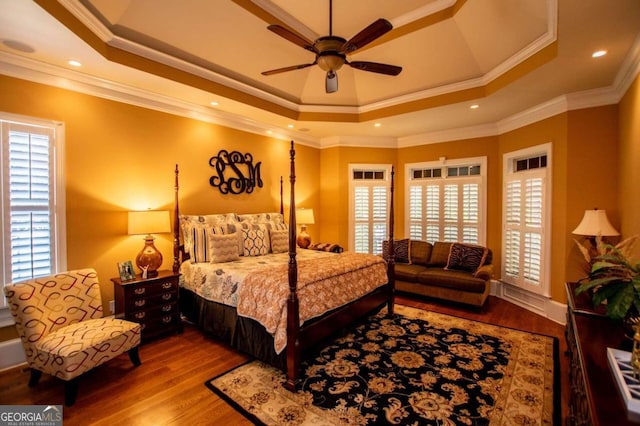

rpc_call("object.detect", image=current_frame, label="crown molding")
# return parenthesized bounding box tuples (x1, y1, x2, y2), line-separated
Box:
(1, 25, 638, 151)
(0, 51, 320, 148)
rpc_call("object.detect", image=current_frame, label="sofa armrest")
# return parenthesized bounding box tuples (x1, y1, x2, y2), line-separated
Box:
(474, 264, 493, 280)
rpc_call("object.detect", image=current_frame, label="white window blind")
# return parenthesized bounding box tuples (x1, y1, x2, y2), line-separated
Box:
(406, 158, 485, 245)
(1, 116, 65, 310)
(349, 165, 390, 254)
(501, 144, 551, 296)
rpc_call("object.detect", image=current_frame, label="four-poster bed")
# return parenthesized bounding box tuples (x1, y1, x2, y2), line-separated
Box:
(172, 141, 395, 390)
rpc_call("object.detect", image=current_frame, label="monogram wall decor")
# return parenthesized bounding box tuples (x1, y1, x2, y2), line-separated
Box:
(209, 149, 263, 194)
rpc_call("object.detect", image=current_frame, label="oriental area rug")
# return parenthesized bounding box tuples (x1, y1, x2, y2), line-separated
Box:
(206, 305, 559, 425)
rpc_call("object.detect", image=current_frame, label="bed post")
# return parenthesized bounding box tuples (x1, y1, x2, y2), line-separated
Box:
(285, 141, 300, 391)
(173, 164, 180, 273)
(387, 166, 395, 315)
(280, 176, 284, 215)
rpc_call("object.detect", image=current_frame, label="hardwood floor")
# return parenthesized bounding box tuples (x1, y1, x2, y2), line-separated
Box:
(0, 294, 568, 425)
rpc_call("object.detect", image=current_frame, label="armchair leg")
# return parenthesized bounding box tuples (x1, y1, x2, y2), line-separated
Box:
(128, 346, 141, 366)
(64, 378, 80, 406)
(28, 369, 42, 387)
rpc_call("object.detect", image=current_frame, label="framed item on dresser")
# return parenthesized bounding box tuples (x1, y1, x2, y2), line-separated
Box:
(117, 260, 136, 281)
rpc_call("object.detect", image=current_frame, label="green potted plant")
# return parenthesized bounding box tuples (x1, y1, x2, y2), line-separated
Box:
(575, 236, 640, 325)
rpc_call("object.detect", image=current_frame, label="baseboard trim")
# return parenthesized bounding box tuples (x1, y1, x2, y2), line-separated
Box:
(0, 338, 26, 372)
(492, 280, 566, 325)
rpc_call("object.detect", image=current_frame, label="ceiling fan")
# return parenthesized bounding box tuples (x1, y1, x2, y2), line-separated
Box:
(261, 0, 402, 93)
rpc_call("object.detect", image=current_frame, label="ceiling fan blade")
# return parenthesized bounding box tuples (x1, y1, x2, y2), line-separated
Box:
(348, 61, 402, 76)
(267, 25, 317, 53)
(262, 62, 316, 76)
(342, 19, 393, 53)
(326, 70, 338, 93)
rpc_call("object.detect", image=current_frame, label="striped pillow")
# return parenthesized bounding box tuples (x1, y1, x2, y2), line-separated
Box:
(184, 223, 226, 263)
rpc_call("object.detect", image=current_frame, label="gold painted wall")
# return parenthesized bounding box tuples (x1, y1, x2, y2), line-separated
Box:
(619, 74, 640, 260)
(0, 75, 320, 341)
(0, 73, 636, 344)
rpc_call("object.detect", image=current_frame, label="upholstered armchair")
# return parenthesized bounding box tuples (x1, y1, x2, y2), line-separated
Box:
(3, 268, 142, 406)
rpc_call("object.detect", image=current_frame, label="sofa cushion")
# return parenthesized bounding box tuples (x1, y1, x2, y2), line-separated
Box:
(428, 242, 452, 266)
(445, 243, 488, 273)
(410, 240, 433, 266)
(394, 264, 429, 282)
(382, 239, 411, 264)
(417, 268, 487, 293)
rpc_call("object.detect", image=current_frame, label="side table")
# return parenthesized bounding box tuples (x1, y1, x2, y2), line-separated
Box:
(112, 270, 182, 341)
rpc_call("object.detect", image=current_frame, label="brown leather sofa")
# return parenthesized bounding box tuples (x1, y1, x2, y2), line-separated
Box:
(393, 240, 493, 308)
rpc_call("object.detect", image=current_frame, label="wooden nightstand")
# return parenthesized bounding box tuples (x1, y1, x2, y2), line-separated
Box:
(112, 270, 182, 341)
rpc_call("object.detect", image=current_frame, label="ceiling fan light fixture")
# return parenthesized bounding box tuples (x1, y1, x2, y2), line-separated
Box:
(326, 70, 338, 93)
(317, 53, 345, 72)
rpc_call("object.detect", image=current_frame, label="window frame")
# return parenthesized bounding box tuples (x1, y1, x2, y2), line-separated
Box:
(348, 163, 392, 254)
(405, 156, 487, 245)
(501, 143, 552, 297)
(0, 112, 67, 317)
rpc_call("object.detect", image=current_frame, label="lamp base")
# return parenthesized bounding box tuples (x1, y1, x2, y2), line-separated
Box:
(297, 226, 311, 249)
(136, 235, 163, 278)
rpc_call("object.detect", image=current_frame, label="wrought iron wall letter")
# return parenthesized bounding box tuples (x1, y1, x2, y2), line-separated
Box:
(209, 149, 263, 194)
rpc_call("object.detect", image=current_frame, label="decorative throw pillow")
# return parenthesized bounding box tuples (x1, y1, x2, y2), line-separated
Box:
(208, 232, 240, 263)
(270, 229, 289, 253)
(445, 243, 488, 273)
(242, 228, 268, 256)
(382, 239, 411, 264)
(184, 223, 227, 263)
(239, 222, 271, 254)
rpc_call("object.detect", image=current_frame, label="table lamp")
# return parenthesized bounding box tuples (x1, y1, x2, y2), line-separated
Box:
(572, 208, 619, 262)
(128, 210, 171, 278)
(296, 208, 315, 249)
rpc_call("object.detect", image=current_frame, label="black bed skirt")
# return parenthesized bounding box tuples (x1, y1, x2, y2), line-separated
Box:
(179, 287, 287, 370)
(180, 285, 392, 372)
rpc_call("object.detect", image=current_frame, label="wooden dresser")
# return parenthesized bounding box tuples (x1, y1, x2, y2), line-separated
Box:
(112, 270, 182, 341)
(565, 282, 637, 425)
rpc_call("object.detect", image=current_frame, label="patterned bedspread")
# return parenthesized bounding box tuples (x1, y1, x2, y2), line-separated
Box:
(180, 250, 389, 353)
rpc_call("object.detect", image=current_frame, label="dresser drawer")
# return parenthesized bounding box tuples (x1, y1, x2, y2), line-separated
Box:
(112, 271, 182, 341)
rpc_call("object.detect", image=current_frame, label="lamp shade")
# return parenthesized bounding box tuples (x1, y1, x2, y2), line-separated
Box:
(128, 210, 171, 235)
(296, 208, 315, 225)
(572, 209, 619, 236)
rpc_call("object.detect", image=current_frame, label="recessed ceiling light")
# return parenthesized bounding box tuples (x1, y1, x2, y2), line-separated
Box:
(287, 124, 294, 129)
(374, 123, 381, 127)
(592, 50, 607, 58)
(210, 101, 219, 106)
(266, 130, 273, 135)
(68, 60, 82, 67)
(470, 104, 479, 109)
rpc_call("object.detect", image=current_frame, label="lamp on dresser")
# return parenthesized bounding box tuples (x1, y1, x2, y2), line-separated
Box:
(572, 208, 620, 265)
(296, 208, 315, 249)
(128, 210, 171, 278)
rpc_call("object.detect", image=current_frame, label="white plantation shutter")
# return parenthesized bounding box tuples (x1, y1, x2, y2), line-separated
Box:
(2, 117, 65, 309)
(407, 166, 484, 246)
(349, 165, 390, 254)
(502, 145, 550, 296)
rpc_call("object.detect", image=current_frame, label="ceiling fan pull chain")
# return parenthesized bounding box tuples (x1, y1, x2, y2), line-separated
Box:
(329, 0, 333, 36)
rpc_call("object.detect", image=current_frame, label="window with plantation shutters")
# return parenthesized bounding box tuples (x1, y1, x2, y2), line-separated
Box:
(349, 165, 391, 254)
(502, 144, 551, 296)
(406, 158, 486, 245)
(1, 115, 66, 310)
